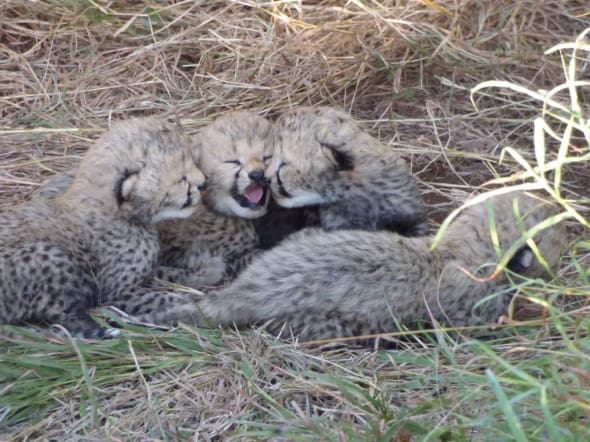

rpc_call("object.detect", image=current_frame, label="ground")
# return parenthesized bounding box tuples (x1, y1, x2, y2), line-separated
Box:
(1, 1, 589, 440)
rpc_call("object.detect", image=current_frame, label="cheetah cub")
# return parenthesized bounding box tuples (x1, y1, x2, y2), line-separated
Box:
(266, 106, 429, 236)
(34, 111, 274, 281)
(0, 118, 207, 337)
(157, 110, 274, 278)
(195, 191, 567, 345)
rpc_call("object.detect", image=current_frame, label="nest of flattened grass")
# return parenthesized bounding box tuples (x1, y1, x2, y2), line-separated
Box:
(1, 1, 589, 440)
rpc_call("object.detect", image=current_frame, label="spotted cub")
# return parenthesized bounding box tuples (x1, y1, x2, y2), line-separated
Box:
(266, 106, 429, 236)
(195, 191, 567, 345)
(196, 110, 272, 219)
(34, 110, 274, 281)
(0, 118, 208, 337)
(155, 110, 274, 279)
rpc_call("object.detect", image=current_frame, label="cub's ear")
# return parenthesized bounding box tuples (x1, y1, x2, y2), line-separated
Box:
(320, 142, 355, 171)
(315, 107, 358, 143)
(314, 111, 358, 172)
(115, 170, 139, 205)
(506, 246, 535, 273)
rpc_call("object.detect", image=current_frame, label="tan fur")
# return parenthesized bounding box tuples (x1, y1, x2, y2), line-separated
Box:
(193, 191, 567, 345)
(33, 110, 274, 281)
(0, 118, 208, 337)
(157, 110, 273, 278)
(197, 110, 273, 219)
(266, 106, 429, 235)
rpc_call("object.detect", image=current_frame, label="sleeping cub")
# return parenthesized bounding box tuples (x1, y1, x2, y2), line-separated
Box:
(33, 111, 274, 282)
(195, 191, 567, 345)
(266, 106, 429, 236)
(0, 118, 207, 337)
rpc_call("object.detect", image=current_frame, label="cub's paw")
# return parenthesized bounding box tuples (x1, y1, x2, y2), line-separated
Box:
(49, 324, 120, 340)
(155, 255, 226, 290)
(196, 254, 227, 286)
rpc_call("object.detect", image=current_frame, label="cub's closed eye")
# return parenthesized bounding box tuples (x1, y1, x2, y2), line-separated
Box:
(224, 160, 241, 166)
(262, 155, 272, 163)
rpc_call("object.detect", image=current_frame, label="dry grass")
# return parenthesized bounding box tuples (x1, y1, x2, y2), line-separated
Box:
(1, 0, 589, 440)
(2, 0, 588, 213)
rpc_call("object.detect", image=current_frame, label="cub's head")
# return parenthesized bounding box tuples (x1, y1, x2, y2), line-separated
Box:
(195, 110, 273, 219)
(267, 106, 366, 208)
(444, 191, 567, 278)
(72, 118, 207, 224)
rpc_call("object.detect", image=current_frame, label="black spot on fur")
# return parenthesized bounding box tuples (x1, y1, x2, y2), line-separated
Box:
(382, 213, 428, 237)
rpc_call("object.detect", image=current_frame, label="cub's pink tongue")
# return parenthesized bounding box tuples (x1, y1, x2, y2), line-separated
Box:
(243, 186, 264, 204)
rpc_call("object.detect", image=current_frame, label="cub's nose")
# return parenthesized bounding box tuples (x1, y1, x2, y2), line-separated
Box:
(248, 169, 270, 185)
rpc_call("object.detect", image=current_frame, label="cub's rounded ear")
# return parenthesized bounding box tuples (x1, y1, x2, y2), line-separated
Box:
(507, 246, 535, 273)
(255, 115, 273, 137)
(315, 111, 359, 149)
(115, 169, 139, 205)
(315, 106, 350, 122)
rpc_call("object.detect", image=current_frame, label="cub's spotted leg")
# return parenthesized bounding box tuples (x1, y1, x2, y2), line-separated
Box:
(92, 230, 218, 325)
(0, 241, 109, 338)
(319, 201, 429, 236)
(224, 249, 261, 278)
(154, 261, 225, 289)
(47, 306, 119, 339)
(105, 287, 203, 327)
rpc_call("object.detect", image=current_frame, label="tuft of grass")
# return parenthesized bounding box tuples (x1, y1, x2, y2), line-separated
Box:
(2, 322, 589, 439)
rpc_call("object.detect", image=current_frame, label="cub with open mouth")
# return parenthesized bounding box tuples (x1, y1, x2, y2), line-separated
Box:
(33, 111, 274, 284)
(157, 110, 274, 279)
(198, 112, 272, 219)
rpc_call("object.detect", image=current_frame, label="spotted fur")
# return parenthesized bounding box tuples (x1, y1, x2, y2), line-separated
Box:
(266, 106, 429, 236)
(33, 110, 274, 281)
(195, 192, 567, 345)
(157, 110, 273, 278)
(0, 118, 208, 337)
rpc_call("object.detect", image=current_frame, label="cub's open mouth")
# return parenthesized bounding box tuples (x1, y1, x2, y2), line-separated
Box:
(233, 185, 268, 209)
